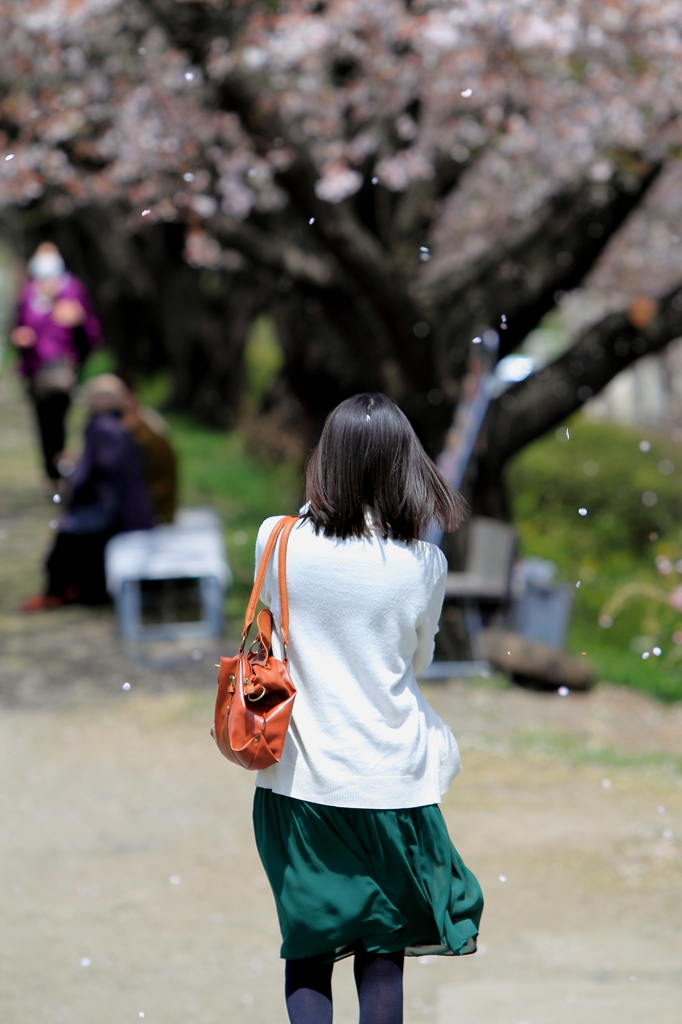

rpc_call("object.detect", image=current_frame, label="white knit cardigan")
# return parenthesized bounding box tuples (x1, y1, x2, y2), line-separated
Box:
(254, 515, 461, 809)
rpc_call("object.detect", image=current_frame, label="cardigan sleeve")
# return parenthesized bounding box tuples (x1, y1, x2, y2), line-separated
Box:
(413, 546, 448, 679)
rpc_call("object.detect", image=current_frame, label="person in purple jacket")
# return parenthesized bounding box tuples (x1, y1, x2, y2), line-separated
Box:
(22, 375, 153, 612)
(11, 241, 102, 485)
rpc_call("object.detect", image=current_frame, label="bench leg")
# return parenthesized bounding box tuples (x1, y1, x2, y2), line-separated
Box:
(117, 580, 142, 640)
(200, 576, 223, 637)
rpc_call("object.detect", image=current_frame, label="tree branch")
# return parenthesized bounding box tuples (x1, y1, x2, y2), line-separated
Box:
(215, 75, 432, 352)
(208, 212, 340, 289)
(138, 0, 451, 439)
(139, 0, 443, 404)
(390, 155, 467, 271)
(427, 161, 662, 362)
(138, 0, 450, 442)
(211, 74, 447, 432)
(139, 0, 249, 58)
(487, 285, 682, 466)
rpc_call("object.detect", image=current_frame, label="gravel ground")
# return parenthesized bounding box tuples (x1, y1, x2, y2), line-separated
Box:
(1, 371, 681, 1024)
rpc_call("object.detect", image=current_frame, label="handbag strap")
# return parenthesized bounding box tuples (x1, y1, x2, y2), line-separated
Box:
(240, 516, 298, 659)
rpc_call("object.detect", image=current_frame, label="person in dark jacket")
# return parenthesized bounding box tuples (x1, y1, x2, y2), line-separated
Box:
(22, 375, 153, 610)
(116, 374, 177, 525)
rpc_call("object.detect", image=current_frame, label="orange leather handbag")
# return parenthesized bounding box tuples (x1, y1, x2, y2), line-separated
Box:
(212, 516, 298, 770)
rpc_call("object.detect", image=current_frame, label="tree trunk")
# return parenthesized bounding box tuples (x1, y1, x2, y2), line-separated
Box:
(270, 283, 406, 438)
(468, 459, 512, 522)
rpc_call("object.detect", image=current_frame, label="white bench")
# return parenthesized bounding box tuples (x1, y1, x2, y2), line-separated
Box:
(105, 508, 232, 640)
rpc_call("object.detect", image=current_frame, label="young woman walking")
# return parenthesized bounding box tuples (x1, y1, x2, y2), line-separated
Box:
(252, 393, 483, 1024)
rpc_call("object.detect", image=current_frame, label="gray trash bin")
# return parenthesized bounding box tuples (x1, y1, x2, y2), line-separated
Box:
(511, 558, 574, 649)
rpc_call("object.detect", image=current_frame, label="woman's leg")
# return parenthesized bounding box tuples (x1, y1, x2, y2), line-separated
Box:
(45, 532, 111, 604)
(33, 390, 70, 481)
(285, 955, 333, 1024)
(353, 948, 404, 1024)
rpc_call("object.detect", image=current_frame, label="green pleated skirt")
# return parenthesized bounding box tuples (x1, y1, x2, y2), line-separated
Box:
(253, 788, 483, 962)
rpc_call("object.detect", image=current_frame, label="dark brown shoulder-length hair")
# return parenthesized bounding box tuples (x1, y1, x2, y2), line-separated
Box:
(302, 393, 466, 542)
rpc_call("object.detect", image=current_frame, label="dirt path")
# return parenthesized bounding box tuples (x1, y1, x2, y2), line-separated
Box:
(1, 372, 681, 1024)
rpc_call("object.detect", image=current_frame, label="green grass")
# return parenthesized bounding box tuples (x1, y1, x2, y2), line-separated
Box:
(168, 414, 301, 625)
(516, 724, 682, 773)
(79, 347, 117, 380)
(168, 400, 682, 701)
(509, 416, 682, 700)
(243, 313, 284, 408)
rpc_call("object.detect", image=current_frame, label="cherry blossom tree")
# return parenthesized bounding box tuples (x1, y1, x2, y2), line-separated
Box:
(3, 0, 682, 507)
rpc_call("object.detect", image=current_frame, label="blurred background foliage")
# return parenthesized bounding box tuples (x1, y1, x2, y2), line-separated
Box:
(117, 339, 682, 701)
(4, 3, 682, 701)
(510, 418, 682, 700)
(163, 399, 682, 701)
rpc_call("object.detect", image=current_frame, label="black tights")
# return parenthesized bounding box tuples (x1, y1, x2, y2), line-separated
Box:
(285, 947, 404, 1024)
(46, 531, 112, 604)
(32, 390, 71, 481)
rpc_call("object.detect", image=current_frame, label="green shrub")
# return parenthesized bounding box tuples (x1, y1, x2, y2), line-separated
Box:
(509, 417, 682, 700)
